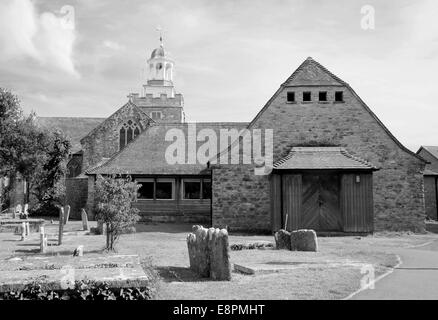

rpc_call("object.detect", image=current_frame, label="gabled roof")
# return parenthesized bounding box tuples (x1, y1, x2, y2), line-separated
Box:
(37, 117, 104, 152)
(80, 101, 155, 143)
(273, 147, 378, 171)
(282, 57, 346, 86)
(417, 146, 438, 160)
(86, 122, 248, 175)
(223, 57, 425, 163)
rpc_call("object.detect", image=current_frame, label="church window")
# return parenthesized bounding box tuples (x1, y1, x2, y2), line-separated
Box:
(151, 111, 162, 120)
(287, 92, 295, 103)
(335, 91, 344, 102)
(119, 127, 126, 149)
(319, 91, 327, 102)
(303, 91, 312, 102)
(127, 127, 133, 143)
(119, 121, 141, 150)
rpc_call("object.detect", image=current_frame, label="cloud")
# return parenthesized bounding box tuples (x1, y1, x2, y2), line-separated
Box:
(0, 0, 78, 77)
(103, 40, 125, 51)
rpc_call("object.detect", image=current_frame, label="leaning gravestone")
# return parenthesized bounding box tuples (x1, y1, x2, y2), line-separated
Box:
(187, 226, 210, 277)
(208, 228, 231, 281)
(290, 229, 318, 252)
(187, 225, 231, 281)
(274, 229, 292, 250)
(81, 209, 89, 231)
(63, 205, 71, 225)
(58, 207, 64, 245)
(40, 226, 47, 253)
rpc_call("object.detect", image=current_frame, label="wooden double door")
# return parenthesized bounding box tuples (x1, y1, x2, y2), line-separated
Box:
(301, 174, 342, 231)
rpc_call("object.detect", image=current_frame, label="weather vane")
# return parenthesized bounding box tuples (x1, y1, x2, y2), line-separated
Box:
(156, 25, 163, 46)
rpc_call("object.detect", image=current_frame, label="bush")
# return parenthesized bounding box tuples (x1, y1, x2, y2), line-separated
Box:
(0, 279, 155, 300)
(94, 175, 140, 251)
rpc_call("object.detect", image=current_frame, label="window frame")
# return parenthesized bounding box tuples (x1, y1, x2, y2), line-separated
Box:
(286, 91, 296, 103)
(136, 178, 175, 201)
(302, 91, 312, 102)
(318, 91, 328, 102)
(181, 178, 202, 200)
(150, 111, 163, 120)
(335, 91, 344, 103)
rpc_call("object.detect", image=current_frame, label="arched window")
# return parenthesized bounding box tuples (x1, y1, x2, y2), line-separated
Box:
(119, 121, 142, 150)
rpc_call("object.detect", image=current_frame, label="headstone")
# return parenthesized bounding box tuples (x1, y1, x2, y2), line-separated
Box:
(63, 205, 71, 225)
(187, 226, 210, 277)
(23, 204, 29, 217)
(73, 245, 84, 257)
(81, 209, 89, 231)
(15, 204, 22, 214)
(25, 222, 30, 236)
(40, 226, 47, 253)
(58, 207, 64, 245)
(290, 229, 318, 252)
(208, 228, 231, 281)
(20, 222, 26, 241)
(274, 229, 292, 250)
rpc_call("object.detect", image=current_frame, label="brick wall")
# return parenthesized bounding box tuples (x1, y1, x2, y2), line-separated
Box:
(212, 84, 426, 232)
(65, 178, 88, 220)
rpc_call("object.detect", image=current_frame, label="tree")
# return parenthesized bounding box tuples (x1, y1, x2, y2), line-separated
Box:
(0, 88, 71, 214)
(94, 175, 140, 251)
(30, 129, 71, 216)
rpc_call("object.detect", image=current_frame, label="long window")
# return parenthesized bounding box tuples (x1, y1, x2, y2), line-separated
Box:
(182, 179, 211, 200)
(119, 120, 141, 150)
(137, 178, 174, 200)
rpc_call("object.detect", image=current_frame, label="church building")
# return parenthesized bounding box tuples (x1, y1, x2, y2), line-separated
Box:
(36, 39, 427, 233)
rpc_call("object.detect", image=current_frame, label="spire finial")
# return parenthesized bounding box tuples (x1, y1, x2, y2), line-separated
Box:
(156, 25, 163, 47)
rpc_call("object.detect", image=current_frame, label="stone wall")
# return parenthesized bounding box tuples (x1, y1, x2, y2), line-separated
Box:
(80, 102, 154, 170)
(424, 176, 437, 220)
(65, 178, 88, 220)
(212, 84, 426, 232)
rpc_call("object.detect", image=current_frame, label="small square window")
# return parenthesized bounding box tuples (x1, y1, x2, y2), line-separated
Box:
(151, 111, 162, 120)
(319, 91, 327, 102)
(335, 91, 344, 102)
(303, 92, 311, 102)
(287, 92, 295, 103)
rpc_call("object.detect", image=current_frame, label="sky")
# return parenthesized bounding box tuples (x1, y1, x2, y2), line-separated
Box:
(0, 0, 437, 152)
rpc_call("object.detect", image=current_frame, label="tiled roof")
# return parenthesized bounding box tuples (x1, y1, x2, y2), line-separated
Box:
(424, 169, 438, 176)
(86, 122, 248, 175)
(273, 147, 377, 170)
(421, 146, 438, 160)
(37, 117, 104, 152)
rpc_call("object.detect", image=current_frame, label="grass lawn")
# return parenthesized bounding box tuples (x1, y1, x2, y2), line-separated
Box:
(0, 219, 435, 300)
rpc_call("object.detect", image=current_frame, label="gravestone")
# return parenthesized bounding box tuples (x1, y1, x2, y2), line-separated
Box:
(187, 226, 210, 277)
(208, 228, 231, 281)
(290, 229, 318, 252)
(58, 207, 64, 245)
(73, 245, 84, 257)
(23, 204, 29, 218)
(20, 222, 26, 241)
(274, 229, 292, 250)
(40, 226, 47, 253)
(81, 209, 89, 231)
(63, 205, 71, 225)
(187, 225, 231, 281)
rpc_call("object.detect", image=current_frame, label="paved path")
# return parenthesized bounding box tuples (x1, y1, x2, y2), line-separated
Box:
(352, 239, 438, 300)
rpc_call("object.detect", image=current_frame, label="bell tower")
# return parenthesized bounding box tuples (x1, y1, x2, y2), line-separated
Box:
(143, 34, 175, 98)
(128, 31, 184, 123)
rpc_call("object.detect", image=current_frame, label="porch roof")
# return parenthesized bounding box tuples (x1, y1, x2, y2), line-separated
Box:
(273, 147, 378, 171)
